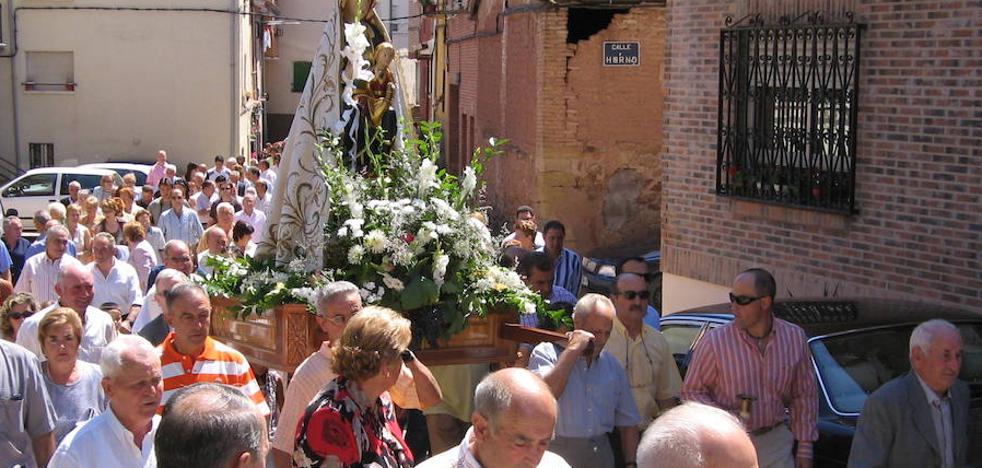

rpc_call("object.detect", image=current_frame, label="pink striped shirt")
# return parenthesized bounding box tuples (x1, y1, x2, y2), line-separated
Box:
(681, 318, 818, 459)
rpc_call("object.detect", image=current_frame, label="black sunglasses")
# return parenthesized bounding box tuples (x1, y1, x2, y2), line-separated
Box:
(8, 311, 34, 320)
(729, 293, 766, 306)
(619, 290, 650, 300)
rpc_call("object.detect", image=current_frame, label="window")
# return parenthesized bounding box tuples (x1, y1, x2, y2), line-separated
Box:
(716, 15, 862, 214)
(25, 51, 74, 92)
(3, 173, 56, 197)
(28, 143, 53, 168)
(291, 61, 312, 93)
(60, 173, 103, 193)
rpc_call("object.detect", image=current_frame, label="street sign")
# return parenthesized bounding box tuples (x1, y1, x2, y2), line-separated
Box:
(603, 41, 640, 67)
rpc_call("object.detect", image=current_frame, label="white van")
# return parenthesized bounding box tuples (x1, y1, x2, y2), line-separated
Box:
(0, 167, 123, 232)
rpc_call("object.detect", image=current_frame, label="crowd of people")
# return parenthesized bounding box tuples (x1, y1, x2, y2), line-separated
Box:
(0, 150, 971, 468)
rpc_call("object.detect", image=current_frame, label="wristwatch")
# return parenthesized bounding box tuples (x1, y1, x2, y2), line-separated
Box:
(400, 349, 416, 363)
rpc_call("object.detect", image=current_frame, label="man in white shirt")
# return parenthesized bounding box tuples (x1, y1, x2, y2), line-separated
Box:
(157, 189, 204, 247)
(49, 335, 162, 468)
(271, 281, 442, 468)
(234, 194, 267, 244)
(17, 261, 117, 364)
(15, 225, 82, 305)
(193, 180, 218, 226)
(254, 180, 273, 215)
(206, 155, 231, 182)
(502, 205, 545, 249)
(258, 158, 277, 187)
(418, 368, 570, 468)
(88, 232, 144, 319)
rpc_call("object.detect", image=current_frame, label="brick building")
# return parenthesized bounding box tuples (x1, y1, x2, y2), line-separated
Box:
(662, 0, 980, 313)
(412, 0, 668, 255)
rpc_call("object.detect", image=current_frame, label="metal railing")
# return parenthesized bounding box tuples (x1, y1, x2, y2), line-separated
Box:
(0, 156, 23, 186)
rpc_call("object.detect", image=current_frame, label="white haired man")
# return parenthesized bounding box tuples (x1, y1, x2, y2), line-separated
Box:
(637, 401, 758, 468)
(271, 281, 442, 468)
(529, 293, 641, 468)
(136, 269, 189, 345)
(49, 334, 163, 467)
(848, 319, 969, 468)
(419, 368, 570, 468)
(234, 193, 267, 244)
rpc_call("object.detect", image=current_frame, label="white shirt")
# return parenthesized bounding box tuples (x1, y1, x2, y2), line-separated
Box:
(260, 168, 277, 186)
(49, 407, 158, 468)
(88, 259, 144, 307)
(234, 208, 267, 244)
(206, 166, 231, 182)
(17, 304, 117, 364)
(133, 287, 162, 334)
(14, 254, 82, 305)
(256, 193, 272, 215)
(127, 240, 159, 291)
(157, 208, 204, 246)
(417, 427, 570, 468)
(916, 373, 955, 468)
(503, 230, 545, 249)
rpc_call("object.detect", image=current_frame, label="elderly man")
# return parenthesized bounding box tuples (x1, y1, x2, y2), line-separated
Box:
(607, 273, 681, 428)
(147, 150, 168, 190)
(419, 368, 570, 468)
(155, 382, 268, 467)
(638, 402, 758, 468)
(134, 269, 188, 341)
(194, 180, 218, 226)
(214, 202, 236, 236)
(616, 257, 661, 330)
(15, 225, 82, 304)
(271, 281, 442, 468)
(682, 268, 817, 468)
(88, 233, 143, 319)
(529, 294, 640, 468)
(17, 262, 116, 363)
(255, 179, 272, 214)
(514, 251, 578, 366)
(156, 283, 269, 415)
(60, 180, 82, 207)
(234, 194, 267, 244)
(848, 319, 969, 468)
(4, 216, 32, 283)
(537, 220, 583, 296)
(503, 205, 545, 249)
(49, 335, 162, 467)
(0, 340, 57, 467)
(25, 218, 79, 261)
(157, 188, 203, 247)
(196, 227, 228, 276)
(144, 239, 195, 292)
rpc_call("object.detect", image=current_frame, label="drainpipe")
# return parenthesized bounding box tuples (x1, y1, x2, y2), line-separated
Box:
(230, 0, 240, 160)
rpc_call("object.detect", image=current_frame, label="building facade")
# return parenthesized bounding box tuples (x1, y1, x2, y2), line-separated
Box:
(413, 0, 667, 255)
(0, 0, 262, 175)
(662, 0, 980, 313)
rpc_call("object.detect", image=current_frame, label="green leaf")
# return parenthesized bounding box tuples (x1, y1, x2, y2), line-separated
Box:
(400, 277, 440, 310)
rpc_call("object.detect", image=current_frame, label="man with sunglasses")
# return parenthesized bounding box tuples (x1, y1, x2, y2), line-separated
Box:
(157, 188, 204, 248)
(271, 281, 441, 468)
(606, 273, 682, 429)
(615, 257, 661, 330)
(682, 268, 817, 468)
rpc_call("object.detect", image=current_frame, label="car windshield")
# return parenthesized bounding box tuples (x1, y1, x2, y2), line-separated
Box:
(811, 322, 982, 414)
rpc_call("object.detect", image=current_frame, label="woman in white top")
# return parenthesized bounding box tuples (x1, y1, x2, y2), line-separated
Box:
(134, 209, 166, 256)
(65, 204, 92, 262)
(123, 221, 158, 292)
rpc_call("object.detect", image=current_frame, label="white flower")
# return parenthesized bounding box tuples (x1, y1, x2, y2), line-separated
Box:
(343, 23, 370, 50)
(365, 229, 387, 254)
(347, 245, 364, 264)
(287, 258, 305, 273)
(337, 226, 349, 237)
(523, 302, 537, 316)
(433, 254, 450, 287)
(365, 282, 376, 290)
(417, 159, 439, 194)
(382, 273, 405, 291)
(462, 166, 477, 194)
(430, 197, 460, 221)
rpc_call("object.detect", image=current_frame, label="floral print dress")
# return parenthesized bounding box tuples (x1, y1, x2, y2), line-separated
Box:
(293, 375, 414, 468)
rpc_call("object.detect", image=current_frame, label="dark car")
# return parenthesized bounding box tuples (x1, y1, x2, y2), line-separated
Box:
(660, 298, 982, 468)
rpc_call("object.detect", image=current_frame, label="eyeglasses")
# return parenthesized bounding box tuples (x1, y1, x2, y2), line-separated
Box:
(729, 293, 766, 306)
(324, 314, 351, 326)
(618, 290, 650, 301)
(8, 311, 34, 320)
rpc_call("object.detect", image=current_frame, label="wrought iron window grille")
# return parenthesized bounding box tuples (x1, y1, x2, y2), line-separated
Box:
(716, 11, 863, 214)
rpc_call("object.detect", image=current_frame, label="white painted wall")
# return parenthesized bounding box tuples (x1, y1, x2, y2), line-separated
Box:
(0, 0, 257, 171)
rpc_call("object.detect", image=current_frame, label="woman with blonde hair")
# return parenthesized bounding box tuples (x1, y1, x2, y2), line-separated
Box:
(80, 195, 102, 232)
(293, 306, 415, 467)
(117, 186, 137, 222)
(65, 204, 93, 261)
(95, 198, 126, 244)
(38, 307, 107, 443)
(123, 220, 158, 289)
(0, 292, 36, 341)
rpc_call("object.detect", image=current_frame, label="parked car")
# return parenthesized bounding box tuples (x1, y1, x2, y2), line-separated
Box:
(79, 162, 152, 187)
(581, 250, 661, 301)
(660, 298, 982, 467)
(0, 167, 123, 232)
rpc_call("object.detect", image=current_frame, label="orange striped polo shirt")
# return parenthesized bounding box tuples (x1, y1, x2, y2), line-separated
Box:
(156, 332, 270, 416)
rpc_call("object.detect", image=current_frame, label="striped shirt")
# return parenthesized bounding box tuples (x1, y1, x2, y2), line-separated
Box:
(536, 247, 583, 296)
(14, 254, 82, 305)
(157, 333, 270, 416)
(681, 318, 818, 459)
(157, 208, 203, 246)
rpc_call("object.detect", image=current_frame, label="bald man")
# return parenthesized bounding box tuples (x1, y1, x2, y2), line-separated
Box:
(638, 401, 758, 468)
(419, 368, 570, 468)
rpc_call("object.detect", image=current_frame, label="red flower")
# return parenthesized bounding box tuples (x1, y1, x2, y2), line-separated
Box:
(402, 233, 414, 244)
(305, 408, 360, 464)
(727, 165, 740, 177)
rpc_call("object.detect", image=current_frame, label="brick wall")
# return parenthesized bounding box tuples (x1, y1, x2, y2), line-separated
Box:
(663, 0, 981, 311)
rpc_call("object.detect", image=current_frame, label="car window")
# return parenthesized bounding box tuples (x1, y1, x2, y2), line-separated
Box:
(3, 173, 57, 197)
(60, 173, 103, 193)
(811, 322, 982, 414)
(107, 169, 146, 186)
(662, 324, 704, 357)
